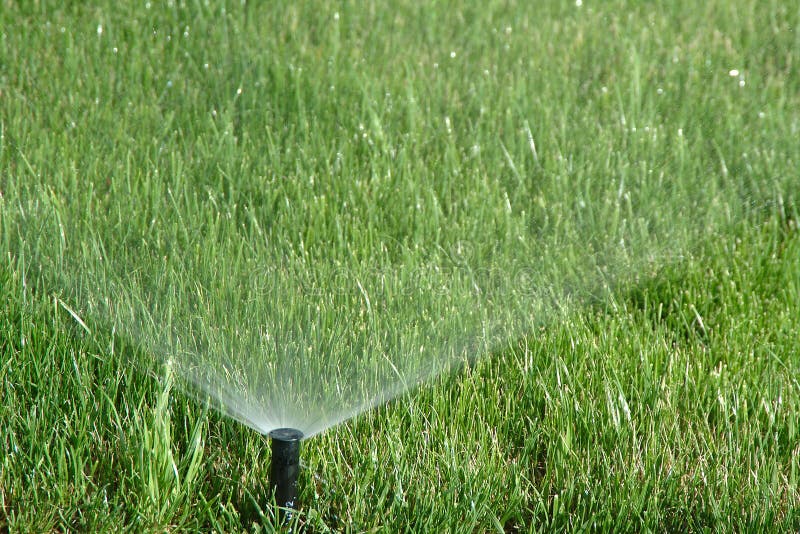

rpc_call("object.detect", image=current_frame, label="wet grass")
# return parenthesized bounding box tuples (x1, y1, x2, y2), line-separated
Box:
(2, 0, 799, 531)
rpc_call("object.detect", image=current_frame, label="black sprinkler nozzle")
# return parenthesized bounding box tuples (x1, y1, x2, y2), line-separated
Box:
(269, 428, 303, 516)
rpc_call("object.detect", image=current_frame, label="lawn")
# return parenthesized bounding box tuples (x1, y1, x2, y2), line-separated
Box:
(1, 1, 799, 531)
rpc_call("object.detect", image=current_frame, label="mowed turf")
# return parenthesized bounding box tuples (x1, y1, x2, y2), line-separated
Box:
(1, 1, 799, 531)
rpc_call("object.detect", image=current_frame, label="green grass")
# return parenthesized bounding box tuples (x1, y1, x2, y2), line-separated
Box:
(1, 0, 799, 531)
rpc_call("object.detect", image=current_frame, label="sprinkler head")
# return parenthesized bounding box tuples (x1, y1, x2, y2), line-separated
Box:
(269, 428, 303, 517)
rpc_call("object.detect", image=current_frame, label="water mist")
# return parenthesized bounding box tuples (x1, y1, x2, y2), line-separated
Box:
(1, 164, 745, 519)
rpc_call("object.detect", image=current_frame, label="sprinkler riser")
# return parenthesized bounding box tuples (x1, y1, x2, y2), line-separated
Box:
(269, 428, 303, 516)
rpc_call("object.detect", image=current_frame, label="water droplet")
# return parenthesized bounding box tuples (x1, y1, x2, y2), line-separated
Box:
(204, 62, 210, 69)
(601, 86, 608, 94)
(166, 80, 173, 88)
(575, 0, 583, 6)
(145, 1, 151, 8)
(112, 47, 118, 54)
(236, 87, 242, 95)
(728, 69, 739, 77)
(657, 87, 664, 95)
(738, 79, 745, 87)
(97, 24, 103, 36)
(333, 12, 339, 21)
(758, 111, 766, 119)
(450, 51, 456, 58)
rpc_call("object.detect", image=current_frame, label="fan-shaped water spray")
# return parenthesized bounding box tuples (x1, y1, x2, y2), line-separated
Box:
(2, 147, 777, 519)
(3, 169, 750, 442)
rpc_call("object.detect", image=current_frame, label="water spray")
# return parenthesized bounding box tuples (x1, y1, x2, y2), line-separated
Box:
(269, 428, 304, 518)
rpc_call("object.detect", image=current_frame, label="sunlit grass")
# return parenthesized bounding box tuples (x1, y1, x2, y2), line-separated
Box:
(1, 0, 799, 531)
